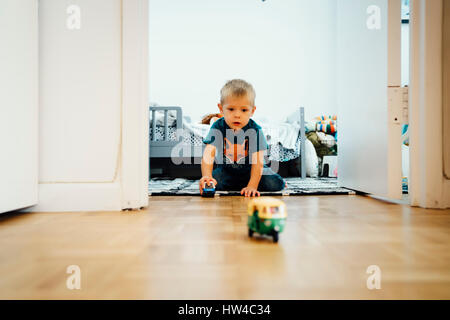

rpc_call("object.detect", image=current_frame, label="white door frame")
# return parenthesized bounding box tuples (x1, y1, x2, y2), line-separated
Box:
(31, 0, 147, 212)
(121, 0, 149, 210)
(409, 0, 450, 208)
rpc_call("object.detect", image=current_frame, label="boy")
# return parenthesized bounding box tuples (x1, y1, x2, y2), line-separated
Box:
(199, 79, 285, 197)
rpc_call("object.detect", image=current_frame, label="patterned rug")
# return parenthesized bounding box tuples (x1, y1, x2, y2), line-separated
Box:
(148, 177, 355, 196)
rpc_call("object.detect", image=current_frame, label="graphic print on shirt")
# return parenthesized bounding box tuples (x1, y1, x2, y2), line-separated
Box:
(224, 137, 248, 163)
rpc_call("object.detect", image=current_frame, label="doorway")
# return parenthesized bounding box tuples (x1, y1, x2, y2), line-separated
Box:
(147, 0, 344, 196)
(145, 0, 408, 199)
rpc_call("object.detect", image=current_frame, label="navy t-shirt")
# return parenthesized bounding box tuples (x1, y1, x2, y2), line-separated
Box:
(203, 117, 268, 172)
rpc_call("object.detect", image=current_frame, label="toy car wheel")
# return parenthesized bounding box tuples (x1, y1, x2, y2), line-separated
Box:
(272, 231, 279, 243)
(248, 228, 254, 237)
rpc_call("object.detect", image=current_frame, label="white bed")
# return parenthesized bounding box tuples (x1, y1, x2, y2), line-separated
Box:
(149, 105, 308, 178)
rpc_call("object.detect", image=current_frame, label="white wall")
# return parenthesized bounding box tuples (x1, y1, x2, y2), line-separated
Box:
(148, 0, 337, 122)
(401, 22, 410, 180)
(32, 0, 123, 211)
(443, 0, 450, 180)
(401, 23, 409, 86)
(0, 0, 39, 213)
(409, 0, 450, 208)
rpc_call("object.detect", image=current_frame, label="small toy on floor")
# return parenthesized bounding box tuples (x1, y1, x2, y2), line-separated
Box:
(201, 182, 216, 198)
(247, 197, 287, 243)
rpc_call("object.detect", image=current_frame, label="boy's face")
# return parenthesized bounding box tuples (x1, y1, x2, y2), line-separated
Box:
(218, 94, 255, 131)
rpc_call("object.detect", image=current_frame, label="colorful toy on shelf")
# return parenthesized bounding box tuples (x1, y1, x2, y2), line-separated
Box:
(201, 182, 216, 198)
(314, 115, 337, 135)
(247, 197, 287, 243)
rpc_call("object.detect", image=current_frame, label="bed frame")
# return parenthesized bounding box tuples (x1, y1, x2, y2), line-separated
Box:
(149, 106, 306, 179)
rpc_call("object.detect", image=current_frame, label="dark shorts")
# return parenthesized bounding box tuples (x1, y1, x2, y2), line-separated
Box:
(212, 166, 285, 192)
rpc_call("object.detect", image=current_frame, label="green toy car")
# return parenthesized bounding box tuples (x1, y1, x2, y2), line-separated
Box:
(247, 197, 287, 243)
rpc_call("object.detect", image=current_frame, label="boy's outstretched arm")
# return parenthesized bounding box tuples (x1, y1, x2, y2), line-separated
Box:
(241, 150, 265, 197)
(199, 144, 217, 194)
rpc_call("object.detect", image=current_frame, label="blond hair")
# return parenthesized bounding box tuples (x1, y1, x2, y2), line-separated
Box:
(220, 79, 256, 106)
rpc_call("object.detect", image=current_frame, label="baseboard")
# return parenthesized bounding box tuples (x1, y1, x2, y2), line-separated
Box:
(23, 182, 122, 212)
(444, 179, 450, 208)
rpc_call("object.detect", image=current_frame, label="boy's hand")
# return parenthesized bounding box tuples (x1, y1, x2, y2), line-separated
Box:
(241, 186, 260, 197)
(199, 176, 217, 195)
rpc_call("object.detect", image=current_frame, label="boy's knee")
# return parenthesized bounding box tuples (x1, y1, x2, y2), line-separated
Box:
(259, 174, 285, 192)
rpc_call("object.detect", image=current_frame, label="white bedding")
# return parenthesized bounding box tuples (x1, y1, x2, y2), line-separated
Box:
(149, 103, 301, 149)
(258, 122, 300, 150)
(181, 117, 301, 150)
(150, 114, 319, 176)
(182, 117, 211, 138)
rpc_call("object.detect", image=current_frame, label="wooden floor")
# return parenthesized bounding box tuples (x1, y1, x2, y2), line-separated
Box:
(0, 195, 449, 300)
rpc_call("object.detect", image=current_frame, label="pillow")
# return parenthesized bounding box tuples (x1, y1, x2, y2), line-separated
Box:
(285, 109, 301, 124)
(252, 115, 272, 124)
(305, 139, 319, 177)
(183, 115, 192, 124)
(285, 110, 316, 133)
(316, 132, 336, 148)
